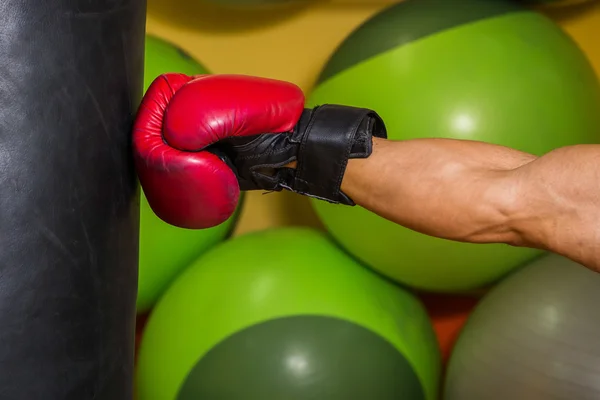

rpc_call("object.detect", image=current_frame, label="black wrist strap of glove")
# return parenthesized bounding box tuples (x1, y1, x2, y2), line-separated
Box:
(290, 104, 387, 205)
(207, 104, 387, 206)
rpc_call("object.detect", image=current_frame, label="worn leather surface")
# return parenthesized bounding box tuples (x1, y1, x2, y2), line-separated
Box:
(0, 1, 145, 398)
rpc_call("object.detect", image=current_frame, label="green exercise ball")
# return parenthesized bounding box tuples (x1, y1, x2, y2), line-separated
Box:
(308, 0, 600, 293)
(144, 36, 209, 87)
(444, 254, 600, 399)
(138, 35, 240, 314)
(136, 227, 441, 400)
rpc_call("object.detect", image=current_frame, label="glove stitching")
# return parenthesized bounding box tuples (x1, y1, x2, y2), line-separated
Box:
(235, 147, 293, 161)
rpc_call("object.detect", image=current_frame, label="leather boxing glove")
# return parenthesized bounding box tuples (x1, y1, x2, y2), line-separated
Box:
(133, 73, 305, 229)
(133, 73, 387, 230)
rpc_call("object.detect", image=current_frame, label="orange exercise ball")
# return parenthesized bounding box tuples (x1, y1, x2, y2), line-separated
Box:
(419, 293, 481, 365)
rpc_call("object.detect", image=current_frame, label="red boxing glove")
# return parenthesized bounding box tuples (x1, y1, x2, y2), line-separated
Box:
(133, 73, 305, 229)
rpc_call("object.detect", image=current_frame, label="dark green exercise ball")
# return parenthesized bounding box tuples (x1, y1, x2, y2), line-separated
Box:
(136, 227, 441, 400)
(138, 35, 241, 314)
(308, 0, 600, 293)
(444, 254, 600, 399)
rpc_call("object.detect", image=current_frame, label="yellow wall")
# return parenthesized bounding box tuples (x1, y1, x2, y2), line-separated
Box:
(146, 0, 600, 237)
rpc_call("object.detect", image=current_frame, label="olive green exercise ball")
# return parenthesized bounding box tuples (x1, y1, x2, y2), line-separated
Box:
(308, 0, 600, 293)
(444, 254, 600, 399)
(136, 227, 441, 400)
(137, 35, 241, 313)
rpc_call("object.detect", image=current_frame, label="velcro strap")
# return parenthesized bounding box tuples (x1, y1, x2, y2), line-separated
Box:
(294, 105, 375, 205)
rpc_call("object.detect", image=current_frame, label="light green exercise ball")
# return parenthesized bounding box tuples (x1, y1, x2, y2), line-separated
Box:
(137, 35, 241, 314)
(136, 227, 441, 400)
(308, 0, 600, 293)
(144, 36, 210, 87)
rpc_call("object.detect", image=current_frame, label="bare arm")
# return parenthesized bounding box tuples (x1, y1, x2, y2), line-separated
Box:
(340, 137, 600, 272)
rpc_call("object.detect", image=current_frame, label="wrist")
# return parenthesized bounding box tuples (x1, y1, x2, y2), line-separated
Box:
(277, 107, 385, 204)
(500, 169, 551, 250)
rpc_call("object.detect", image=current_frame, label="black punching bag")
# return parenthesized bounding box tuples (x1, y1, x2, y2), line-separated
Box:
(0, 1, 145, 399)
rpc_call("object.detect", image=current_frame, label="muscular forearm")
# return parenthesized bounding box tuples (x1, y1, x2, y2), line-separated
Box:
(507, 145, 600, 270)
(341, 137, 535, 244)
(341, 138, 600, 271)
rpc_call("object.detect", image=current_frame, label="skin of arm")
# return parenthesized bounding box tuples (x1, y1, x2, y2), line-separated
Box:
(338, 137, 600, 272)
